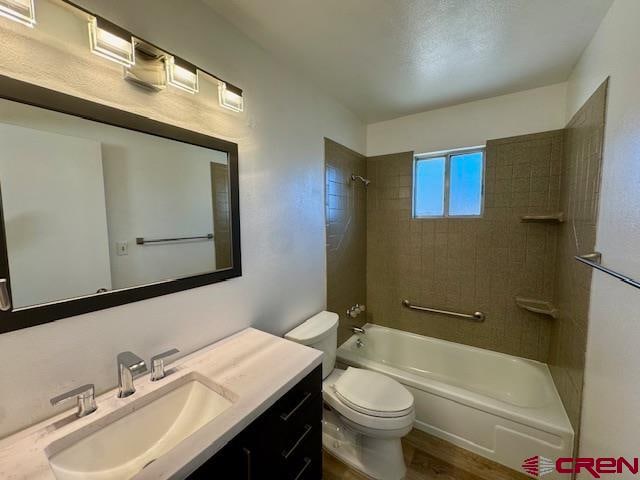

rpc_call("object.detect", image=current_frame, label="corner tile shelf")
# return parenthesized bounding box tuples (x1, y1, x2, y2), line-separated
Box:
(515, 297, 559, 319)
(520, 213, 564, 224)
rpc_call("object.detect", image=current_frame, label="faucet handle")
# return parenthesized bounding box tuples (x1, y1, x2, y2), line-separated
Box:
(50, 384, 97, 418)
(346, 304, 366, 318)
(150, 348, 180, 381)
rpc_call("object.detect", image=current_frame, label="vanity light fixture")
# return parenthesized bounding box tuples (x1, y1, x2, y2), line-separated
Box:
(124, 40, 167, 92)
(88, 16, 135, 67)
(61, 1, 245, 110)
(165, 55, 199, 94)
(0, 0, 36, 27)
(218, 82, 244, 112)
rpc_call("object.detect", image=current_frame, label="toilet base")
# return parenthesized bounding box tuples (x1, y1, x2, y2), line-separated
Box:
(322, 408, 407, 480)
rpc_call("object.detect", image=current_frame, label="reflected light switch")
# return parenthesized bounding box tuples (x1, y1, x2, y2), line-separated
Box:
(116, 241, 128, 256)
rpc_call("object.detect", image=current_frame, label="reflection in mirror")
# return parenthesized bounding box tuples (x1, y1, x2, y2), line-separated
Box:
(0, 99, 233, 309)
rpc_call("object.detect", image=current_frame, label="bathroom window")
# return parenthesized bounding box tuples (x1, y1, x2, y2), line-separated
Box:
(413, 148, 484, 217)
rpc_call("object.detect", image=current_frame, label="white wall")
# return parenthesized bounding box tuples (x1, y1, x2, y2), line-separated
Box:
(366, 83, 567, 156)
(0, 0, 364, 438)
(0, 122, 111, 307)
(564, 0, 640, 470)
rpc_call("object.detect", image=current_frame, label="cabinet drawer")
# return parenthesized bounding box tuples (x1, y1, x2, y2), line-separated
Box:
(281, 421, 322, 480)
(278, 392, 322, 450)
(274, 365, 322, 424)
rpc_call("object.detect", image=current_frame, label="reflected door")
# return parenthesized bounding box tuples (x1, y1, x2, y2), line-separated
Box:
(0, 124, 112, 308)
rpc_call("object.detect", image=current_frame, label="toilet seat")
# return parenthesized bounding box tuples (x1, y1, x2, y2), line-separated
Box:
(333, 367, 414, 418)
(323, 368, 415, 433)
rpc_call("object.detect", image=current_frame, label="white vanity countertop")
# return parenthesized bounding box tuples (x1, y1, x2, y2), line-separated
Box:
(0, 328, 323, 479)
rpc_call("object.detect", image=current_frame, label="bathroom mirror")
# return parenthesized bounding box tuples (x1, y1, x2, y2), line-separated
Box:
(0, 75, 241, 334)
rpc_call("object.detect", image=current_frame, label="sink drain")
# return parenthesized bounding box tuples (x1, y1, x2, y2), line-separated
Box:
(142, 459, 157, 470)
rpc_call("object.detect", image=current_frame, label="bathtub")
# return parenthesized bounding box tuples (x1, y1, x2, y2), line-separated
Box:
(337, 324, 573, 479)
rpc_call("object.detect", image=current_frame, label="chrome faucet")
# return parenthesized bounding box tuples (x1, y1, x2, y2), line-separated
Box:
(50, 384, 97, 418)
(117, 351, 147, 398)
(352, 326, 366, 348)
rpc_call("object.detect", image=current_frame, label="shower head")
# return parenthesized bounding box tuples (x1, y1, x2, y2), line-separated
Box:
(351, 174, 371, 186)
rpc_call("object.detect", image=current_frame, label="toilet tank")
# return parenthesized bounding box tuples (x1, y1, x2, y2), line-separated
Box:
(285, 311, 339, 379)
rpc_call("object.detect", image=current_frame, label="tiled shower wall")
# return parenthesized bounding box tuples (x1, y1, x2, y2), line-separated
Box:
(549, 80, 608, 441)
(326, 83, 606, 449)
(325, 139, 367, 345)
(366, 131, 564, 361)
(211, 162, 232, 270)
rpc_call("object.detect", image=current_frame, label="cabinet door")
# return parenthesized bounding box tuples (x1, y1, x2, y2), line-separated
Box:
(235, 409, 283, 479)
(188, 437, 249, 479)
(188, 366, 323, 479)
(190, 415, 283, 479)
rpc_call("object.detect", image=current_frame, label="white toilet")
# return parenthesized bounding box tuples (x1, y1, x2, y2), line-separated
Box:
(285, 311, 415, 480)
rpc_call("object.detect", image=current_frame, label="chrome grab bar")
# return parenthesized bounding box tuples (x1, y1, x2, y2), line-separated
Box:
(575, 252, 640, 290)
(136, 234, 213, 245)
(402, 299, 485, 322)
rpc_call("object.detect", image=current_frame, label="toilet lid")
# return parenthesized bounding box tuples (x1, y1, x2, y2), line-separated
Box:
(284, 311, 339, 345)
(333, 367, 414, 418)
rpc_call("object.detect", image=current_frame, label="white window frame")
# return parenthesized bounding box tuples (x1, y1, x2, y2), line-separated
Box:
(412, 146, 485, 218)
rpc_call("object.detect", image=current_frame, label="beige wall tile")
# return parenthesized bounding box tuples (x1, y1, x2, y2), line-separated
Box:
(366, 133, 564, 361)
(549, 80, 608, 446)
(325, 139, 368, 344)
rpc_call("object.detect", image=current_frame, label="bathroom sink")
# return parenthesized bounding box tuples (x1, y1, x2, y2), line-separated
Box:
(47, 376, 233, 480)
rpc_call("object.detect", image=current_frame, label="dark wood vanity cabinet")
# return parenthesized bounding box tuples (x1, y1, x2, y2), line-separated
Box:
(190, 365, 323, 479)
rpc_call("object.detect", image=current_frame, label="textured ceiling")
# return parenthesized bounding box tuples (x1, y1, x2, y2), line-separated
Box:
(203, 0, 613, 123)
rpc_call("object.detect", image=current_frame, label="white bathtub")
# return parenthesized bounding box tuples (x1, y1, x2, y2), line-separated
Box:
(337, 324, 573, 479)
